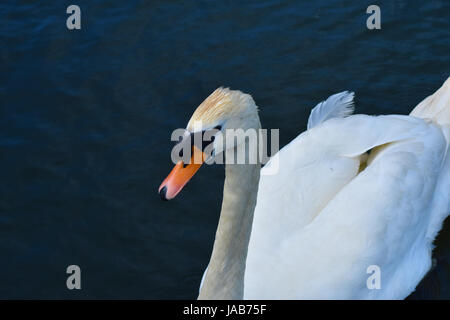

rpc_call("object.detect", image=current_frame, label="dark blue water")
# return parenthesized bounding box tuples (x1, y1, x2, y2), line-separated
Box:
(1, 0, 449, 299)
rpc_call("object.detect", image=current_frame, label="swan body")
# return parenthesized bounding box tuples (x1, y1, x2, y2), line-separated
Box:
(160, 78, 450, 299)
(245, 80, 450, 299)
(245, 115, 448, 299)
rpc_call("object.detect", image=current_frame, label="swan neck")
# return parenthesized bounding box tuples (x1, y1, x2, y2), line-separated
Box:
(198, 125, 261, 299)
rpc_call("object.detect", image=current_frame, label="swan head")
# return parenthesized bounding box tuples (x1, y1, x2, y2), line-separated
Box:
(159, 87, 259, 200)
(186, 87, 259, 134)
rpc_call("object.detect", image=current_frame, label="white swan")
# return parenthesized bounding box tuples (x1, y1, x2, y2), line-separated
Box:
(159, 78, 450, 299)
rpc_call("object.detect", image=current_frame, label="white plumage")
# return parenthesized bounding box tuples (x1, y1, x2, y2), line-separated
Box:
(180, 79, 450, 299)
(244, 79, 450, 299)
(307, 91, 355, 130)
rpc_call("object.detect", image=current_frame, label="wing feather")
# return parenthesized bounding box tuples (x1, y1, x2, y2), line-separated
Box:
(307, 91, 355, 130)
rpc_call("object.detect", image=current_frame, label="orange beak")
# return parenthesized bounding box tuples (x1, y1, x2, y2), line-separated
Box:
(158, 145, 206, 200)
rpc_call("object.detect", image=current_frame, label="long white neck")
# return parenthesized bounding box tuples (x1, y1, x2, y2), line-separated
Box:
(198, 123, 261, 299)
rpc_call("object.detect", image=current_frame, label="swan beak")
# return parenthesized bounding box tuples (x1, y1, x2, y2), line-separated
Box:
(158, 145, 205, 201)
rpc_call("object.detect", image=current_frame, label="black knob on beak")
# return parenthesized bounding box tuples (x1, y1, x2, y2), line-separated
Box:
(159, 186, 168, 201)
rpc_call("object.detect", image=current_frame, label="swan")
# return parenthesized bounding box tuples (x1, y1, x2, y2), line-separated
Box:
(158, 78, 450, 299)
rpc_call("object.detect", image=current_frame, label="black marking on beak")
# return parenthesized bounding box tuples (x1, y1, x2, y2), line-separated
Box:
(159, 186, 168, 201)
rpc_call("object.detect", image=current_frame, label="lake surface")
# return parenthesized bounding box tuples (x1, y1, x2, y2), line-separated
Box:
(1, 0, 449, 298)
